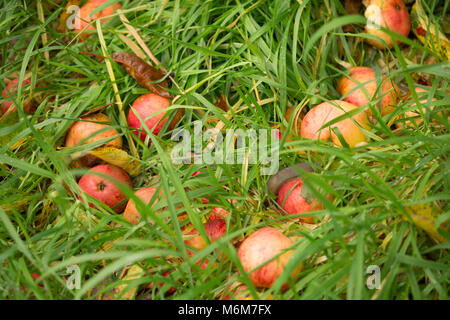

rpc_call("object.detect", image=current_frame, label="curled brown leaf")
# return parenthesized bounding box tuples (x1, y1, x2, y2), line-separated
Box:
(111, 52, 170, 97)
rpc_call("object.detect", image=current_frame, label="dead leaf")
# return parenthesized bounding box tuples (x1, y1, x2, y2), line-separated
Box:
(403, 203, 448, 243)
(215, 94, 229, 112)
(114, 264, 145, 300)
(89, 146, 141, 177)
(111, 52, 170, 97)
(411, 0, 450, 61)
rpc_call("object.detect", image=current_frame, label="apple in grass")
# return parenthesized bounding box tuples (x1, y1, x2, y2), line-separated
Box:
(337, 66, 399, 117)
(78, 164, 132, 213)
(363, 0, 410, 49)
(277, 177, 322, 224)
(74, 0, 122, 33)
(65, 113, 122, 167)
(123, 187, 162, 224)
(1, 78, 34, 115)
(127, 93, 172, 144)
(237, 227, 302, 290)
(184, 218, 227, 251)
(300, 100, 370, 148)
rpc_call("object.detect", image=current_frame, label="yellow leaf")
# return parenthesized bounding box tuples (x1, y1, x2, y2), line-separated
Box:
(90, 146, 141, 176)
(403, 203, 448, 243)
(114, 265, 145, 300)
(411, 1, 450, 61)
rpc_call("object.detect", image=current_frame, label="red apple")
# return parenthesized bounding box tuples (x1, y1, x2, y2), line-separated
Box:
(237, 227, 302, 290)
(123, 187, 162, 224)
(1, 78, 34, 114)
(300, 100, 370, 148)
(184, 218, 227, 250)
(127, 93, 171, 144)
(74, 0, 122, 33)
(65, 113, 123, 167)
(78, 164, 132, 213)
(337, 66, 399, 117)
(277, 177, 322, 223)
(363, 0, 411, 49)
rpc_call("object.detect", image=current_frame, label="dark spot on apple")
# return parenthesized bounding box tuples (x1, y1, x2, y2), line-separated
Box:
(98, 182, 105, 191)
(395, 4, 401, 10)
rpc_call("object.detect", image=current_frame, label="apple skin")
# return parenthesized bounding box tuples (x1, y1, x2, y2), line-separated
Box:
(277, 177, 322, 223)
(74, 0, 122, 33)
(184, 218, 227, 250)
(209, 206, 230, 220)
(364, 0, 410, 49)
(65, 113, 123, 167)
(237, 227, 302, 290)
(127, 93, 171, 144)
(78, 164, 132, 213)
(300, 100, 370, 148)
(123, 187, 161, 224)
(337, 66, 399, 117)
(1, 78, 34, 114)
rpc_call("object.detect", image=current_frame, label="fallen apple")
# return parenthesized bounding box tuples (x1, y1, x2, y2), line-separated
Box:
(277, 177, 322, 223)
(74, 0, 121, 33)
(184, 218, 227, 250)
(123, 187, 162, 224)
(363, 0, 411, 49)
(65, 113, 123, 167)
(127, 93, 171, 144)
(237, 227, 302, 290)
(337, 66, 399, 117)
(300, 100, 370, 148)
(78, 164, 132, 213)
(1, 78, 34, 115)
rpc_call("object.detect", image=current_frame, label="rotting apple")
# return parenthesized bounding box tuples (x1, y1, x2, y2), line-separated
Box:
(363, 0, 411, 49)
(74, 0, 122, 34)
(1, 78, 34, 115)
(300, 100, 370, 148)
(277, 177, 323, 224)
(123, 186, 162, 224)
(78, 164, 132, 213)
(127, 93, 173, 144)
(337, 66, 399, 117)
(237, 227, 302, 290)
(65, 113, 122, 167)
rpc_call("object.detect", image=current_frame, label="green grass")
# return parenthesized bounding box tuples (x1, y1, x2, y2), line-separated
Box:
(0, 0, 449, 300)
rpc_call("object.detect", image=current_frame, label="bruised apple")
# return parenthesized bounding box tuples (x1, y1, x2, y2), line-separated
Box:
(65, 113, 122, 167)
(1, 78, 34, 114)
(123, 187, 162, 224)
(74, 0, 121, 33)
(127, 93, 171, 144)
(237, 227, 302, 290)
(277, 177, 322, 223)
(363, 0, 411, 49)
(300, 100, 370, 148)
(78, 164, 132, 213)
(337, 66, 399, 117)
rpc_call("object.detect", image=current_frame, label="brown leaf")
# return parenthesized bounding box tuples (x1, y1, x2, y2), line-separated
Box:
(111, 52, 170, 97)
(215, 94, 229, 112)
